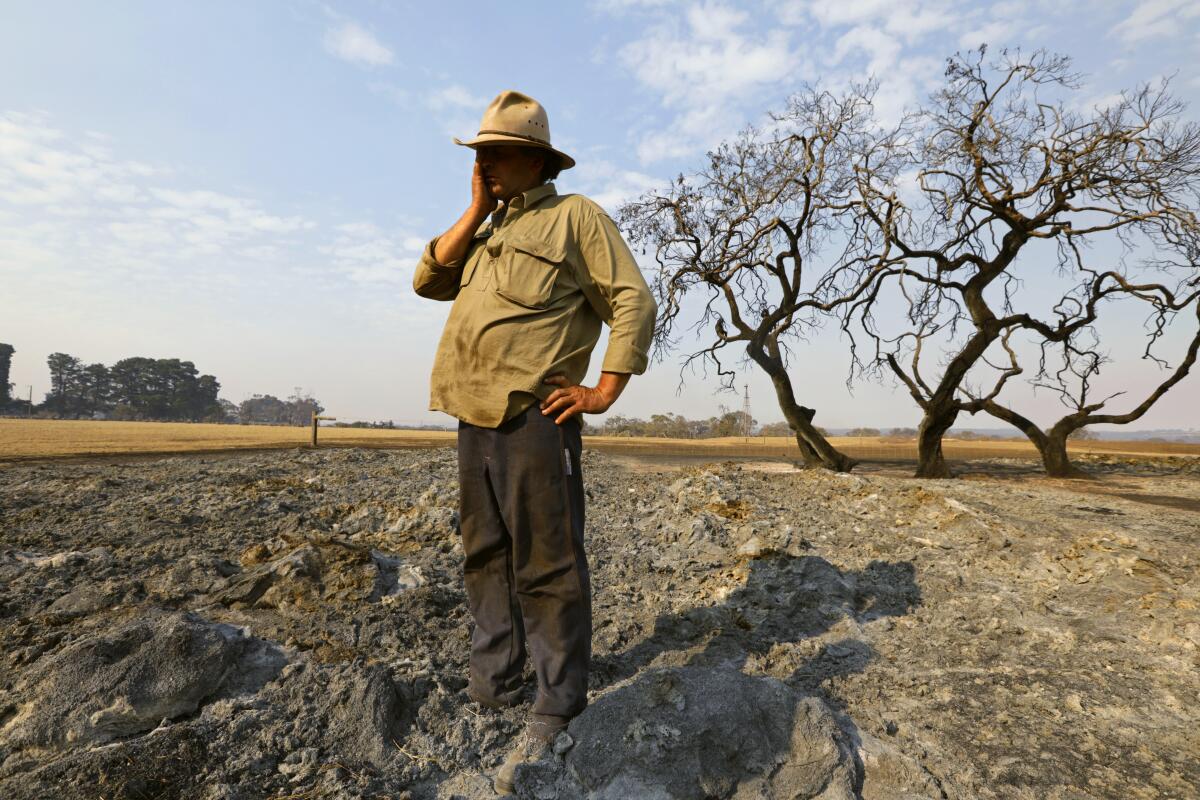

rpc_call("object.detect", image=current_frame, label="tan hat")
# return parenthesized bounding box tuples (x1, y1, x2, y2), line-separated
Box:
(454, 90, 575, 170)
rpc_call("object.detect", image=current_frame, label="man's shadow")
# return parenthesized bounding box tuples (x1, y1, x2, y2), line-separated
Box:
(591, 554, 920, 694)
(533, 555, 925, 797)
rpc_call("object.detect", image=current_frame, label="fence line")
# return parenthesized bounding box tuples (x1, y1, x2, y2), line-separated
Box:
(3, 417, 1196, 464)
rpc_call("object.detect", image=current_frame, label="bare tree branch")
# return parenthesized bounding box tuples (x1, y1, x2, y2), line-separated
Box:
(619, 85, 901, 471)
(844, 47, 1200, 477)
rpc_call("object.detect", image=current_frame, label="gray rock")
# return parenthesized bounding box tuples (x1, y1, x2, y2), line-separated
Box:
(315, 662, 408, 766)
(250, 661, 408, 769)
(0, 611, 243, 754)
(515, 666, 856, 799)
(145, 553, 239, 600)
(44, 578, 129, 617)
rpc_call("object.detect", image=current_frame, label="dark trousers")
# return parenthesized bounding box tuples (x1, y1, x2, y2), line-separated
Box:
(457, 404, 590, 720)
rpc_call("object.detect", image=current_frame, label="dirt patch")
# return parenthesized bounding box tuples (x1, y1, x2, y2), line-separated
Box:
(0, 447, 1197, 798)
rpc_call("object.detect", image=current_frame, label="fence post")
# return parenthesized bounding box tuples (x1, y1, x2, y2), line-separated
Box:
(311, 413, 336, 447)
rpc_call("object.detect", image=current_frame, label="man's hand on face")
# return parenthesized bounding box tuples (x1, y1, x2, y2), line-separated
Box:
(540, 374, 616, 424)
(471, 162, 498, 217)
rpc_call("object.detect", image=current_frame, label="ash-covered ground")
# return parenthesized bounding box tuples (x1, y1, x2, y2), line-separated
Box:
(0, 448, 1197, 800)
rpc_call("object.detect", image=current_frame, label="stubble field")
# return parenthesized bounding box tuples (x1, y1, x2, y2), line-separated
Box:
(3, 418, 1198, 464)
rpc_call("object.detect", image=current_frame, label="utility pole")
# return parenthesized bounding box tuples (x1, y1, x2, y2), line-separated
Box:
(27, 385, 32, 419)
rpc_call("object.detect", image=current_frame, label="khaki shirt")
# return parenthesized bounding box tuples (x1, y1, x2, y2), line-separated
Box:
(413, 183, 656, 428)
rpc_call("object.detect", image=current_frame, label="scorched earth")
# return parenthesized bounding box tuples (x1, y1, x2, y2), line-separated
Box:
(0, 447, 1197, 799)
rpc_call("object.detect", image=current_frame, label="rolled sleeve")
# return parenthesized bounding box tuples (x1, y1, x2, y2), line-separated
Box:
(573, 208, 657, 375)
(412, 237, 464, 301)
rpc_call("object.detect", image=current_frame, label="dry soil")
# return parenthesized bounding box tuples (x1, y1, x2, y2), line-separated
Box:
(0, 448, 1197, 799)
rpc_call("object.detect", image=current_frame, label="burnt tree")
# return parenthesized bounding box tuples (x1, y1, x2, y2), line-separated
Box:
(619, 88, 899, 471)
(974, 291, 1200, 477)
(848, 49, 1200, 477)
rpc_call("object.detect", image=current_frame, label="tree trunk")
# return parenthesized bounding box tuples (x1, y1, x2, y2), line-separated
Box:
(981, 400, 1090, 478)
(783, 404, 826, 468)
(914, 405, 957, 478)
(1037, 431, 1089, 478)
(750, 345, 856, 472)
(898, 298, 1015, 479)
(782, 397, 854, 471)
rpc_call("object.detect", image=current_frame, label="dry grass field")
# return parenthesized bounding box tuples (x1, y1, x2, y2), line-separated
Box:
(583, 431, 1200, 462)
(2, 417, 1198, 463)
(0, 418, 454, 461)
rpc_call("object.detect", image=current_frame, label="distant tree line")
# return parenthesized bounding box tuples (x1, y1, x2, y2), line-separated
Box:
(593, 409, 837, 438)
(236, 393, 325, 426)
(591, 419, 1010, 440)
(41, 353, 224, 421)
(331, 420, 424, 429)
(595, 409, 754, 438)
(0, 344, 323, 426)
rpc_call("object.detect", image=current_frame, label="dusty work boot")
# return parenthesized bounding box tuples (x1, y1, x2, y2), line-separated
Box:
(493, 719, 565, 795)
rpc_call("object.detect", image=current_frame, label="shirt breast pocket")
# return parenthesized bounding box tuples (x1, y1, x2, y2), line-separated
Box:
(459, 233, 492, 289)
(460, 256, 480, 289)
(494, 237, 566, 309)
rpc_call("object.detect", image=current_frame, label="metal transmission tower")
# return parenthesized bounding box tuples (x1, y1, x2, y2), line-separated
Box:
(742, 384, 752, 438)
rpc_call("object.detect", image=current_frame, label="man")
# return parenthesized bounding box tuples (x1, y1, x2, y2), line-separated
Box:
(412, 90, 655, 793)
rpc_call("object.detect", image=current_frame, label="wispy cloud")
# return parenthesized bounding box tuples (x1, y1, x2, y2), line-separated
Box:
(323, 20, 395, 67)
(0, 112, 157, 208)
(320, 222, 426, 285)
(623, 4, 796, 104)
(780, 0, 966, 124)
(616, 2, 806, 162)
(783, 0, 956, 40)
(591, 0, 679, 10)
(604, 0, 1096, 165)
(1111, 0, 1200, 43)
(0, 110, 419, 303)
(371, 82, 492, 138)
(571, 158, 663, 213)
(426, 85, 489, 111)
(422, 84, 491, 139)
(958, 18, 1017, 49)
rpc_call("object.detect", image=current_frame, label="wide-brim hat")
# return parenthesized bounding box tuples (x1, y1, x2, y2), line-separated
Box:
(454, 90, 575, 170)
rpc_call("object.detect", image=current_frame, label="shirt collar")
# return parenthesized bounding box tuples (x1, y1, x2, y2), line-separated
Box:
(507, 182, 557, 211)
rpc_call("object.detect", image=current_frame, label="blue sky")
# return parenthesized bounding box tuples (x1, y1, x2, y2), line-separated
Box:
(2, 0, 1198, 429)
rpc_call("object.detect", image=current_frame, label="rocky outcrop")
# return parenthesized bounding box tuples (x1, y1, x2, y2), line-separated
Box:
(517, 666, 858, 799)
(0, 612, 242, 756)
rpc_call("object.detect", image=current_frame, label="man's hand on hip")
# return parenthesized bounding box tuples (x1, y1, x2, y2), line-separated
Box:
(541, 372, 630, 424)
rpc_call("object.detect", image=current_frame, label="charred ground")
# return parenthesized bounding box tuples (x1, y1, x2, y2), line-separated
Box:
(0, 448, 1196, 799)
